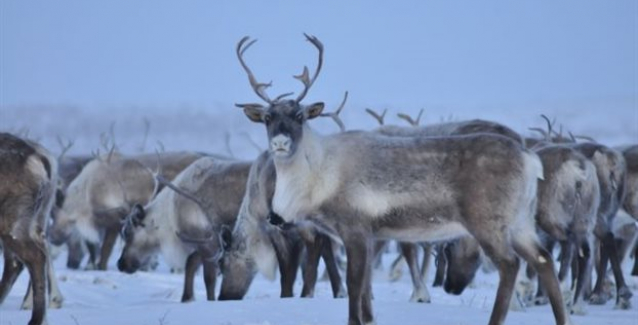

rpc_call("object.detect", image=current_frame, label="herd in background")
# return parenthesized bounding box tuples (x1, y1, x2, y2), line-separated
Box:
(0, 35, 637, 325)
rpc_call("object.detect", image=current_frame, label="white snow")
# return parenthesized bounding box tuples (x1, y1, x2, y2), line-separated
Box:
(1, 247, 637, 325)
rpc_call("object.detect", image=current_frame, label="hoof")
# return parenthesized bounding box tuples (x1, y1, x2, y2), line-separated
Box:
(534, 296, 550, 306)
(615, 288, 632, 310)
(589, 292, 612, 305)
(335, 287, 348, 299)
(389, 267, 403, 282)
(49, 295, 64, 309)
(569, 301, 587, 316)
(409, 289, 431, 303)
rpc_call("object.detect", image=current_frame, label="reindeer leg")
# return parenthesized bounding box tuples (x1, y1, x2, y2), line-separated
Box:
(0, 247, 25, 304)
(201, 258, 218, 301)
(342, 232, 373, 325)
(301, 231, 322, 298)
(272, 231, 302, 298)
(532, 237, 557, 306)
(19, 241, 48, 325)
(85, 241, 99, 270)
(590, 233, 612, 305)
(320, 234, 346, 298)
(46, 252, 64, 309)
(399, 242, 430, 303)
(432, 244, 447, 287)
(65, 235, 85, 270)
(603, 233, 633, 309)
(388, 253, 404, 282)
(632, 242, 638, 276)
(570, 241, 592, 315)
(97, 228, 118, 270)
(419, 243, 433, 286)
(514, 240, 570, 325)
(181, 252, 201, 302)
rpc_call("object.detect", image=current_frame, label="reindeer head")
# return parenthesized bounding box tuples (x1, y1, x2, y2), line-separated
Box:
(117, 204, 158, 273)
(235, 34, 326, 159)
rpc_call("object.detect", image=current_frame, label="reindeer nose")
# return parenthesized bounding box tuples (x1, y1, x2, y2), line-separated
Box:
(270, 135, 291, 152)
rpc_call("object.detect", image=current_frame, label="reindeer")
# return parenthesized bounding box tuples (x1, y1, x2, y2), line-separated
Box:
(219, 151, 346, 300)
(367, 109, 527, 302)
(0, 133, 60, 325)
(52, 153, 97, 269)
(48, 151, 202, 270)
(526, 119, 630, 309)
(441, 144, 601, 315)
(232, 34, 569, 325)
(118, 157, 249, 301)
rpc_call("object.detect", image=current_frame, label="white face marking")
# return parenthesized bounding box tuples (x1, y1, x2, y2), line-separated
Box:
(270, 134, 292, 157)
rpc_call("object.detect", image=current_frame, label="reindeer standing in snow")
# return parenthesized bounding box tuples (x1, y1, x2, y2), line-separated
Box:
(0, 133, 62, 325)
(232, 34, 569, 325)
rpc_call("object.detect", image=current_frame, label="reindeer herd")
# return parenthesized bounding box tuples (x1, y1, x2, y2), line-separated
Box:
(1, 35, 636, 325)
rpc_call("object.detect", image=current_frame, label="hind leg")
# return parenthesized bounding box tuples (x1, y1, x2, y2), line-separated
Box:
(471, 234, 521, 325)
(513, 239, 570, 325)
(0, 247, 25, 304)
(97, 228, 118, 271)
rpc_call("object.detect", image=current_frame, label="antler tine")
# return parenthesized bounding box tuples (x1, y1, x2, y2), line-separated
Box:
(528, 127, 548, 138)
(237, 36, 273, 104)
(273, 92, 295, 102)
(365, 108, 387, 126)
(568, 131, 577, 143)
(56, 135, 75, 160)
(539, 114, 555, 141)
(397, 108, 425, 127)
(574, 135, 596, 143)
(319, 91, 349, 133)
(294, 33, 324, 102)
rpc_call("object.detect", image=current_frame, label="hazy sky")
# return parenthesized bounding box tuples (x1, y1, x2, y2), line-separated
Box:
(1, 1, 636, 112)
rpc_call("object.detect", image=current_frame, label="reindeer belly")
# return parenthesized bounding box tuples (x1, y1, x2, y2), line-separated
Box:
(375, 220, 468, 243)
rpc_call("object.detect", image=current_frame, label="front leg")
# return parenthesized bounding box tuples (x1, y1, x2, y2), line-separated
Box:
(341, 231, 373, 325)
(181, 252, 201, 302)
(97, 228, 118, 271)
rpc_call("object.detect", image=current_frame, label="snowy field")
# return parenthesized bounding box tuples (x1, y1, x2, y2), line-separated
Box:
(0, 243, 637, 325)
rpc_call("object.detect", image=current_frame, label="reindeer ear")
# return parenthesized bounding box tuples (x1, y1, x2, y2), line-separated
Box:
(236, 104, 266, 123)
(305, 102, 325, 120)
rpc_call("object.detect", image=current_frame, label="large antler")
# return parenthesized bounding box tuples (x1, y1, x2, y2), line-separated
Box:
(236, 36, 273, 104)
(294, 33, 324, 103)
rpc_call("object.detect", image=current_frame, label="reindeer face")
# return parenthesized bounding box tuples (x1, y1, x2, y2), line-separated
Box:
(242, 100, 324, 158)
(235, 34, 326, 159)
(118, 204, 157, 273)
(443, 238, 482, 296)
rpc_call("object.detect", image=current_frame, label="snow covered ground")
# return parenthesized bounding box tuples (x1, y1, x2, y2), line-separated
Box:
(1, 244, 637, 325)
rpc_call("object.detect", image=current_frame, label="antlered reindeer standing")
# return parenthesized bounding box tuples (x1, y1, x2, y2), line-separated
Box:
(232, 35, 570, 325)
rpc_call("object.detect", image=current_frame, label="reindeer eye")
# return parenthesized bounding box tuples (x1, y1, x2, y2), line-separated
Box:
(295, 113, 304, 122)
(263, 114, 272, 124)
